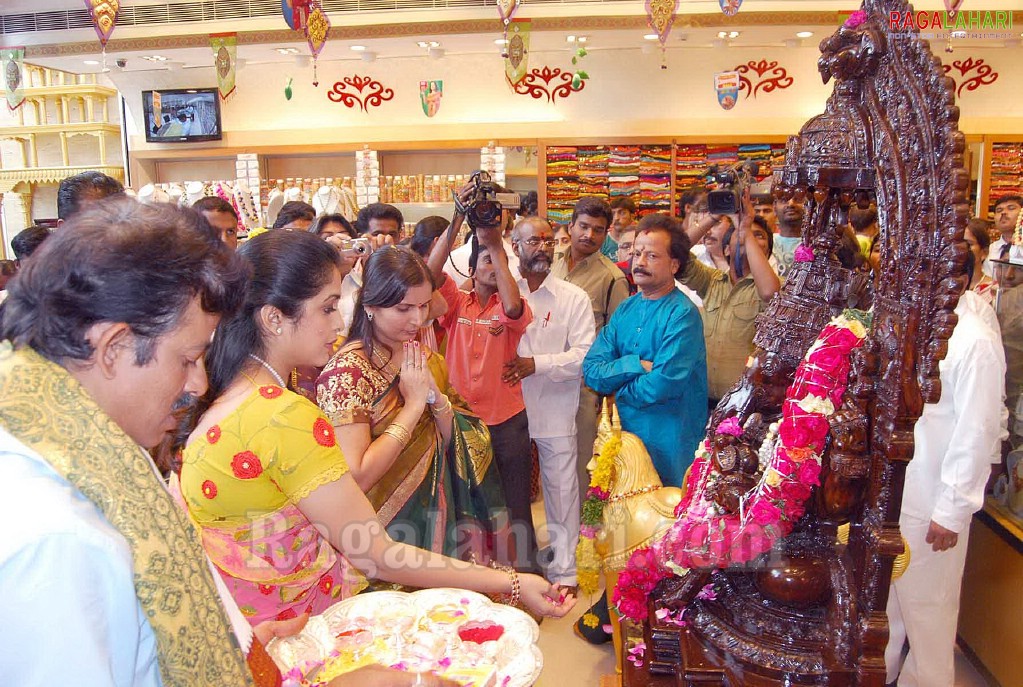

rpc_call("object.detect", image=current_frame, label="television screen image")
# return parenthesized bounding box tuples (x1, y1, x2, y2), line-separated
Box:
(143, 88, 222, 143)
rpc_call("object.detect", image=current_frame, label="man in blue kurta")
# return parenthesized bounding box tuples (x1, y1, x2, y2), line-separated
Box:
(583, 213, 708, 487)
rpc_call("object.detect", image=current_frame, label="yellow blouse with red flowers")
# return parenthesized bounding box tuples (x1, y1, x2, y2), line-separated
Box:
(179, 385, 365, 624)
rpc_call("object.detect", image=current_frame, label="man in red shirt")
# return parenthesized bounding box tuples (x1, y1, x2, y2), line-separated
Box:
(429, 190, 538, 573)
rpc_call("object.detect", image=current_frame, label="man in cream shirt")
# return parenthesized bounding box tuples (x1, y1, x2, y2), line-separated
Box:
(505, 216, 595, 589)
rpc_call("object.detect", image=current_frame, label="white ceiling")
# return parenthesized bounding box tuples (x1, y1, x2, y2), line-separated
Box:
(5, 0, 1021, 74)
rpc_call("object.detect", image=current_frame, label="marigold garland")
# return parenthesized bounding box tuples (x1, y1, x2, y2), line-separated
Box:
(614, 309, 871, 622)
(575, 433, 621, 627)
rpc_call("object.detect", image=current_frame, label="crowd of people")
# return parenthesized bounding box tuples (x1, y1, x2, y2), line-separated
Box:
(0, 169, 1019, 687)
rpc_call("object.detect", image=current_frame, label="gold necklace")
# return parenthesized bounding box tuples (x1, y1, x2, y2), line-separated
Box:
(369, 344, 399, 378)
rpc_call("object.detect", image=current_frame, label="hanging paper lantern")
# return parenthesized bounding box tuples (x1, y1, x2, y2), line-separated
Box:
(496, 0, 521, 25)
(645, 0, 679, 67)
(504, 19, 531, 86)
(84, 0, 120, 46)
(282, 0, 312, 30)
(305, 1, 330, 87)
(210, 33, 237, 100)
(719, 0, 743, 17)
(1, 48, 25, 111)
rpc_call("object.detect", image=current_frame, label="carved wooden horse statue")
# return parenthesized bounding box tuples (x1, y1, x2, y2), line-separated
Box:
(626, 0, 969, 684)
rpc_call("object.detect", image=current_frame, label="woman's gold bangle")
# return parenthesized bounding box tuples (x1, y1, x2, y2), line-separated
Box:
(383, 423, 411, 447)
(430, 396, 452, 415)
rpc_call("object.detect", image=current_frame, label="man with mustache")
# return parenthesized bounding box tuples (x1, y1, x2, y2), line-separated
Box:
(551, 197, 630, 510)
(579, 212, 710, 645)
(983, 194, 1022, 278)
(771, 193, 807, 279)
(584, 212, 708, 487)
(505, 217, 595, 592)
(0, 198, 441, 686)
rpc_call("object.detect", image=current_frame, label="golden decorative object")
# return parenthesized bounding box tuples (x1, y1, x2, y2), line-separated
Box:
(645, 0, 680, 42)
(306, 4, 330, 57)
(589, 400, 682, 573)
(836, 523, 910, 581)
(85, 0, 120, 45)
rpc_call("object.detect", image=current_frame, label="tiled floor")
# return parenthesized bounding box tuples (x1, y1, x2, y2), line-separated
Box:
(529, 500, 994, 687)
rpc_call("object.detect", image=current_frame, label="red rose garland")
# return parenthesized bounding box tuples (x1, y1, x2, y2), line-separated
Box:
(613, 310, 870, 621)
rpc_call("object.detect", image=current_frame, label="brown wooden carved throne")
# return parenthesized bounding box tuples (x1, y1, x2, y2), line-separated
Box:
(624, 1, 971, 685)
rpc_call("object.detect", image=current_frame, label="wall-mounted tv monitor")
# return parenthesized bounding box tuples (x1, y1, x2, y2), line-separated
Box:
(142, 88, 222, 143)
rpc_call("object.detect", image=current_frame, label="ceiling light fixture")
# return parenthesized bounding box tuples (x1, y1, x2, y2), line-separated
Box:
(494, 38, 509, 45)
(83, 59, 100, 65)
(728, 31, 740, 39)
(350, 45, 367, 52)
(567, 35, 576, 42)
(644, 34, 659, 40)
(578, 36, 588, 43)
(796, 31, 814, 38)
(717, 31, 727, 39)
(417, 40, 440, 48)
(275, 47, 300, 55)
(142, 55, 169, 62)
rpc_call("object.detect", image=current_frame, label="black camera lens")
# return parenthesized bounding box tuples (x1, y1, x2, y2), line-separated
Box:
(707, 190, 740, 215)
(468, 200, 503, 228)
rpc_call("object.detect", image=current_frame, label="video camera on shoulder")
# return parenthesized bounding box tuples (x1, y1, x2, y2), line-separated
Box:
(706, 160, 759, 215)
(456, 170, 521, 230)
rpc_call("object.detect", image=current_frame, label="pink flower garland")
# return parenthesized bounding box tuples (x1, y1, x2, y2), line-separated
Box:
(794, 244, 815, 263)
(613, 311, 869, 621)
(844, 9, 868, 28)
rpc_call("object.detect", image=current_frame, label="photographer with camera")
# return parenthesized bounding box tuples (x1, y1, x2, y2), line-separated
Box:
(427, 173, 540, 575)
(681, 189, 780, 405)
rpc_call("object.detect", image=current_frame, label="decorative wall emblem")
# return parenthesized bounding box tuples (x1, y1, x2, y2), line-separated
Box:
(327, 76, 395, 112)
(420, 80, 442, 117)
(512, 66, 585, 104)
(941, 57, 998, 96)
(733, 59, 794, 99)
(715, 70, 740, 110)
(1, 47, 25, 111)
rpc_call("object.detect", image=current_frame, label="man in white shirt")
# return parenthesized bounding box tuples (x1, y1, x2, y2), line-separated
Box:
(982, 194, 1022, 278)
(504, 216, 595, 589)
(884, 289, 1008, 687)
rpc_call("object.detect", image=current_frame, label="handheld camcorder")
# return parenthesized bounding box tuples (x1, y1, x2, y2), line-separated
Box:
(706, 160, 760, 215)
(456, 171, 521, 230)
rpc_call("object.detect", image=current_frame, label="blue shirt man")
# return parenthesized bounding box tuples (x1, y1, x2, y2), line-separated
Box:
(583, 214, 708, 487)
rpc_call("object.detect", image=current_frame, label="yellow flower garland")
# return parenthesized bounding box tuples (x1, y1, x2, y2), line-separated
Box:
(576, 434, 622, 627)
